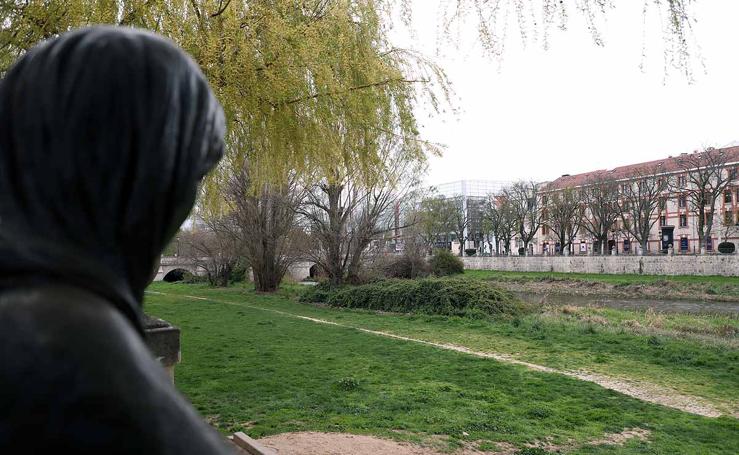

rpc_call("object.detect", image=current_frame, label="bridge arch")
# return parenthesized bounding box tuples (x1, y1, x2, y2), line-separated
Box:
(162, 268, 191, 282)
(154, 256, 207, 281)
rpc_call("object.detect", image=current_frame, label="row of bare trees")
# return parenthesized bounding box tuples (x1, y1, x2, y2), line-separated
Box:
(412, 148, 737, 256)
(176, 147, 736, 286)
(538, 148, 736, 255)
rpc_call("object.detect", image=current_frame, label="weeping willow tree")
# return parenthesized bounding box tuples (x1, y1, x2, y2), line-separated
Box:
(440, 0, 700, 80)
(1, 1, 700, 187)
(0, 0, 448, 189)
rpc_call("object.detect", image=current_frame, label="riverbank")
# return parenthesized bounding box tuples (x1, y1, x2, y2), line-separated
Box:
(465, 270, 739, 303)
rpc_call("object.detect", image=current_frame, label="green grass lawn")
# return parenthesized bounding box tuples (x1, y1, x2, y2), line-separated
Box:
(145, 282, 738, 454)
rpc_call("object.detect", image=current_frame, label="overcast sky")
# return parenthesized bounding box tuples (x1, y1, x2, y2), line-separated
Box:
(391, 1, 739, 186)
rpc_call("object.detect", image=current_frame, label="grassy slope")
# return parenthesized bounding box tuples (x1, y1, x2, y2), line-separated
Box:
(145, 283, 738, 454)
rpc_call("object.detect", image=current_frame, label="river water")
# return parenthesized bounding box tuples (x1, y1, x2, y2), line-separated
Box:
(515, 292, 739, 315)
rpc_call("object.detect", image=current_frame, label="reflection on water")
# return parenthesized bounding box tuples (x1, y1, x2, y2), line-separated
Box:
(515, 292, 739, 315)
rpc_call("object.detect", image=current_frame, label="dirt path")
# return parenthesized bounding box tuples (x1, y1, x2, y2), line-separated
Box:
(252, 428, 651, 454)
(149, 291, 724, 418)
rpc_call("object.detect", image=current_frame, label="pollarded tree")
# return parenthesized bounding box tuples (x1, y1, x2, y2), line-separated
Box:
(505, 181, 544, 256)
(617, 166, 667, 255)
(580, 175, 620, 255)
(445, 196, 469, 257)
(481, 194, 516, 256)
(543, 187, 582, 255)
(299, 138, 425, 285)
(670, 147, 734, 253)
(225, 163, 306, 292)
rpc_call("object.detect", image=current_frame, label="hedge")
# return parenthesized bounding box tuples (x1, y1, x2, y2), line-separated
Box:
(300, 278, 528, 319)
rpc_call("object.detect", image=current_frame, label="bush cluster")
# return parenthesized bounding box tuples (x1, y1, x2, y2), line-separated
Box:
(383, 252, 431, 279)
(300, 278, 527, 319)
(429, 248, 465, 276)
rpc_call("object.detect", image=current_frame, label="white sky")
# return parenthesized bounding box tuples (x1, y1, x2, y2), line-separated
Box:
(391, 1, 739, 186)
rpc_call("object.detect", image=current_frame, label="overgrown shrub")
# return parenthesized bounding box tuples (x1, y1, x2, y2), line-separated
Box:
(384, 252, 431, 279)
(300, 278, 528, 319)
(429, 249, 464, 276)
(229, 260, 249, 283)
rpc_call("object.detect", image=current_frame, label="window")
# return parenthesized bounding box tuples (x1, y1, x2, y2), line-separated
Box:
(621, 183, 628, 194)
(541, 225, 549, 235)
(731, 168, 738, 180)
(542, 195, 548, 205)
(705, 212, 713, 226)
(726, 211, 733, 224)
(725, 191, 733, 204)
(678, 195, 687, 208)
(679, 214, 687, 227)
(659, 197, 666, 210)
(678, 175, 687, 187)
(680, 237, 689, 252)
(623, 239, 631, 252)
(660, 215, 666, 226)
(706, 237, 714, 251)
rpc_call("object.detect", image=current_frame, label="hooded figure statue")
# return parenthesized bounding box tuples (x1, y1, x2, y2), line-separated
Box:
(0, 27, 235, 453)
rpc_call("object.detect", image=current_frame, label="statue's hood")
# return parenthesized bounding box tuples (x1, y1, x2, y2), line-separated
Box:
(0, 27, 225, 332)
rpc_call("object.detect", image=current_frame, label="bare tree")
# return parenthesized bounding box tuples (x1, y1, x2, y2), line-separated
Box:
(179, 215, 241, 287)
(300, 145, 423, 285)
(414, 193, 452, 252)
(227, 166, 306, 292)
(446, 196, 468, 256)
(481, 194, 516, 256)
(542, 187, 582, 255)
(580, 175, 620, 255)
(506, 181, 543, 255)
(671, 147, 734, 253)
(617, 166, 667, 255)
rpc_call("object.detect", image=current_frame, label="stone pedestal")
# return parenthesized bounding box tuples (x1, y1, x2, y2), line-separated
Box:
(144, 315, 181, 383)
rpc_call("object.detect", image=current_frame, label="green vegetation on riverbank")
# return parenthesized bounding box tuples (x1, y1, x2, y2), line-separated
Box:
(145, 282, 738, 453)
(299, 278, 528, 319)
(464, 270, 739, 302)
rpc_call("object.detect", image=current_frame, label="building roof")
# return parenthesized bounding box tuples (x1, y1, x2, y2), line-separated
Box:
(544, 146, 739, 191)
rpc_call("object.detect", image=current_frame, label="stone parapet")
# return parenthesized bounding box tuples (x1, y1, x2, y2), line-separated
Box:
(462, 255, 739, 276)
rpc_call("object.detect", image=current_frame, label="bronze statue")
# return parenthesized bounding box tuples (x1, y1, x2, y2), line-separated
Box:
(0, 27, 234, 453)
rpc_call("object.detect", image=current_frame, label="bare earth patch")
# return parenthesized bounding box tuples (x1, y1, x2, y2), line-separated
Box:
(587, 427, 651, 446)
(252, 429, 651, 454)
(256, 432, 451, 455)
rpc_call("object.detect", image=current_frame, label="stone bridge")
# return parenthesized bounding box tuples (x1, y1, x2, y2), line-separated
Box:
(155, 256, 318, 282)
(154, 256, 208, 281)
